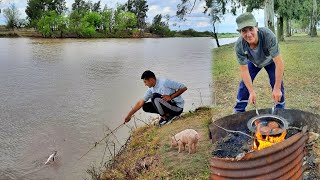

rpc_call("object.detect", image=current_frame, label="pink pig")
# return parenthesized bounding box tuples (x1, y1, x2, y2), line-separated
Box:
(171, 129, 199, 154)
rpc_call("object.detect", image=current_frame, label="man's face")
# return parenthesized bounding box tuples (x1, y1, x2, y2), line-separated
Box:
(143, 78, 155, 88)
(240, 26, 258, 45)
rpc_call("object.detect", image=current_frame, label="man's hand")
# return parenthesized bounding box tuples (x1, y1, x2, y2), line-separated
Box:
(124, 115, 132, 123)
(249, 91, 257, 105)
(272, 88, 282, 103)
(162, 95, 172, 102)
(124, 99, 145, 124)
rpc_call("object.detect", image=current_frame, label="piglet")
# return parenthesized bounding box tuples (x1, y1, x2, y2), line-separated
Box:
(171, 129, 199, 154)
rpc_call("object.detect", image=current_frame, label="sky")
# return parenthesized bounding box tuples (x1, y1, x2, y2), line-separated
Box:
(0, 0, 265, 33)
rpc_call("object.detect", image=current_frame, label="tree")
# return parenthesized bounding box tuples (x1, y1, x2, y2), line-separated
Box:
(48, 0, 67, 14)
(209, 0, 226, 47)
(3, 3, 20, 30)
(149, 14, 173, 36)
(70, 0, 92, 36)
(264, 0, 275, 33)
(286, 0, 319, 37)
(114, 11, 137, 32)
(101, 8, 113, 33)
(83, 11, 102, 30)
(26, 0, 67, 27)
(92, 0, 101, 12)
(124, 0, 148, 29)
(72, 0, 90, 12)
(69, 11, 83, 36)
(37, 11, 68, 37)
(309, 0, 318, 37)
(25, 0, 44, 27)
(274, 0, 299, 40)
(177, 0, 237, 46)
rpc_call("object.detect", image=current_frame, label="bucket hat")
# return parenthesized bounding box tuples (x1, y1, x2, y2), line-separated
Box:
(236, 12, 258, 31)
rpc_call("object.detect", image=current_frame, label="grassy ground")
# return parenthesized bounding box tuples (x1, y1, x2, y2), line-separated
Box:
(97, 34, 320, 179)
(217, 33, 239, 38)
(100, 107, 215, 179)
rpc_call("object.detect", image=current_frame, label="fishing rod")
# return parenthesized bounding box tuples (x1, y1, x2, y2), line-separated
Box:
(78, 123, 125, 161)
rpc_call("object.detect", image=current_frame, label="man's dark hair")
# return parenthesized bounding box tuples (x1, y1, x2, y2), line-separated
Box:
(141, 70, 156, 80)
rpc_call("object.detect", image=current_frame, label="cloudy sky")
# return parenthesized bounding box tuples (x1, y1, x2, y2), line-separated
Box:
(0, 0, 265, 33)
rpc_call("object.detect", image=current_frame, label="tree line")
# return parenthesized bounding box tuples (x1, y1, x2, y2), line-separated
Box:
(1, 0, 175, 38)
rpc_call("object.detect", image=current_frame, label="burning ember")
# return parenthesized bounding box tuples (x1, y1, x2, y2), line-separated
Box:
(253, 120, 287, 150)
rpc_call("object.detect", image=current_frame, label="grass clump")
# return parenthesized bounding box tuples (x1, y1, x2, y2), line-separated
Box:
(100, 107, 214, 179)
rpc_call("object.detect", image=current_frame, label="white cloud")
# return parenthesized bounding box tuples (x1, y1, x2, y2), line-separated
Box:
(196, 21, 209, 28)
(147, 5, 174, 18)
(162, 7, 173, 15)
(149, 5, 158, 11)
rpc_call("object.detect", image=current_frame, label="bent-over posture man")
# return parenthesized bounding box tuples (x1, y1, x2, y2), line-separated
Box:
(234, 12, 285, 113)
(124, 70, 187, 126)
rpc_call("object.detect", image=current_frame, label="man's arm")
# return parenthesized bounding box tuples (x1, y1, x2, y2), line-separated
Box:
(124, 99, 145, 123)
(240, 65, 256, 104)
(272, 54, 284, 103)
(162, 87, 188, 101)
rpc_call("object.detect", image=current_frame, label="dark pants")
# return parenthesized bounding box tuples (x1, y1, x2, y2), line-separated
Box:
(234, 61, 285, 112)
(143, 93, 183, 116)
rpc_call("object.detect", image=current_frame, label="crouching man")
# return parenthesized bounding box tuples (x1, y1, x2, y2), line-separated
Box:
(124, 70, 187, 126)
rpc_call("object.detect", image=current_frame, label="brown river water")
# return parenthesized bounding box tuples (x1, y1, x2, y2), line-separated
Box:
(0, 37, 237, 179)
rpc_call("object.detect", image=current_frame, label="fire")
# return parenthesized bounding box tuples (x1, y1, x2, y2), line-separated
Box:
(253, 121, 287, 150)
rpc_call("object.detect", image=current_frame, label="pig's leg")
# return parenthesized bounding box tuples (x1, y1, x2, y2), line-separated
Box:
(178, 143, 182, 153)
(193, 142, 197, 153)
(188, 142, 192, 154)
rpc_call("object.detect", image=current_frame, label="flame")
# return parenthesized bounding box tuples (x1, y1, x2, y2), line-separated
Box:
(253, 121, 287, 150)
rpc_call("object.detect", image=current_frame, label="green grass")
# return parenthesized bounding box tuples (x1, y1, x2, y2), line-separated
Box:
(217, 33, 239, 38)
(100, 107, 214, 179)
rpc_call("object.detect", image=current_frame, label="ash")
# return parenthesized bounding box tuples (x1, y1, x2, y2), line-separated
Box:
(212, 133, 252, 158)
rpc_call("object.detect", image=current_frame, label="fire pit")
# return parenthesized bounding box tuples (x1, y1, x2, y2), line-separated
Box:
(209, 108, 320, 179)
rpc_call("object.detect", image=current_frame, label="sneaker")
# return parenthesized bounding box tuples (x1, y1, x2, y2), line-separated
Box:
(158, 115, 175, 126)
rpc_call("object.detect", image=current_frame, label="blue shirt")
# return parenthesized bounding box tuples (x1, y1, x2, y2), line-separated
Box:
(235, 27, 280, 68)
(143, 78, 186, 108)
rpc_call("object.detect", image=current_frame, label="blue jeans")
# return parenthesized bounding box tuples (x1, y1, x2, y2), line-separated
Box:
(234, 61, 285, 112)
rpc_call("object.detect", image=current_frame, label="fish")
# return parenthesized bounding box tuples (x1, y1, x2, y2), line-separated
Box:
(45, 151, 57, 165)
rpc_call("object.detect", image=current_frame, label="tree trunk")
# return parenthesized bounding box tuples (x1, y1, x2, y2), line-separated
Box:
(310, 0, 317, 37)
(212, 23, 220, 47)
(277, 16, 284, 42)
(285, 18, 291, 37)
(264, 0, 275, 33)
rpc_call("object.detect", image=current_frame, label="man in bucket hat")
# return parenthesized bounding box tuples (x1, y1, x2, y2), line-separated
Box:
(233, 12, 285, 113)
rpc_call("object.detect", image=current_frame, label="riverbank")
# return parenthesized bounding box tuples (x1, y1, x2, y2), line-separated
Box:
(0, 29, 42, 37)
(0, 27, 237, 39)
(93, 34, 320, 179)
(0, 29, 161, 38)
(99, 107, 215, 179)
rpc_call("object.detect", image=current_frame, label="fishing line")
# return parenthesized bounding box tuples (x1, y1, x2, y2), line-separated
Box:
(78, 123, 125, 161)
